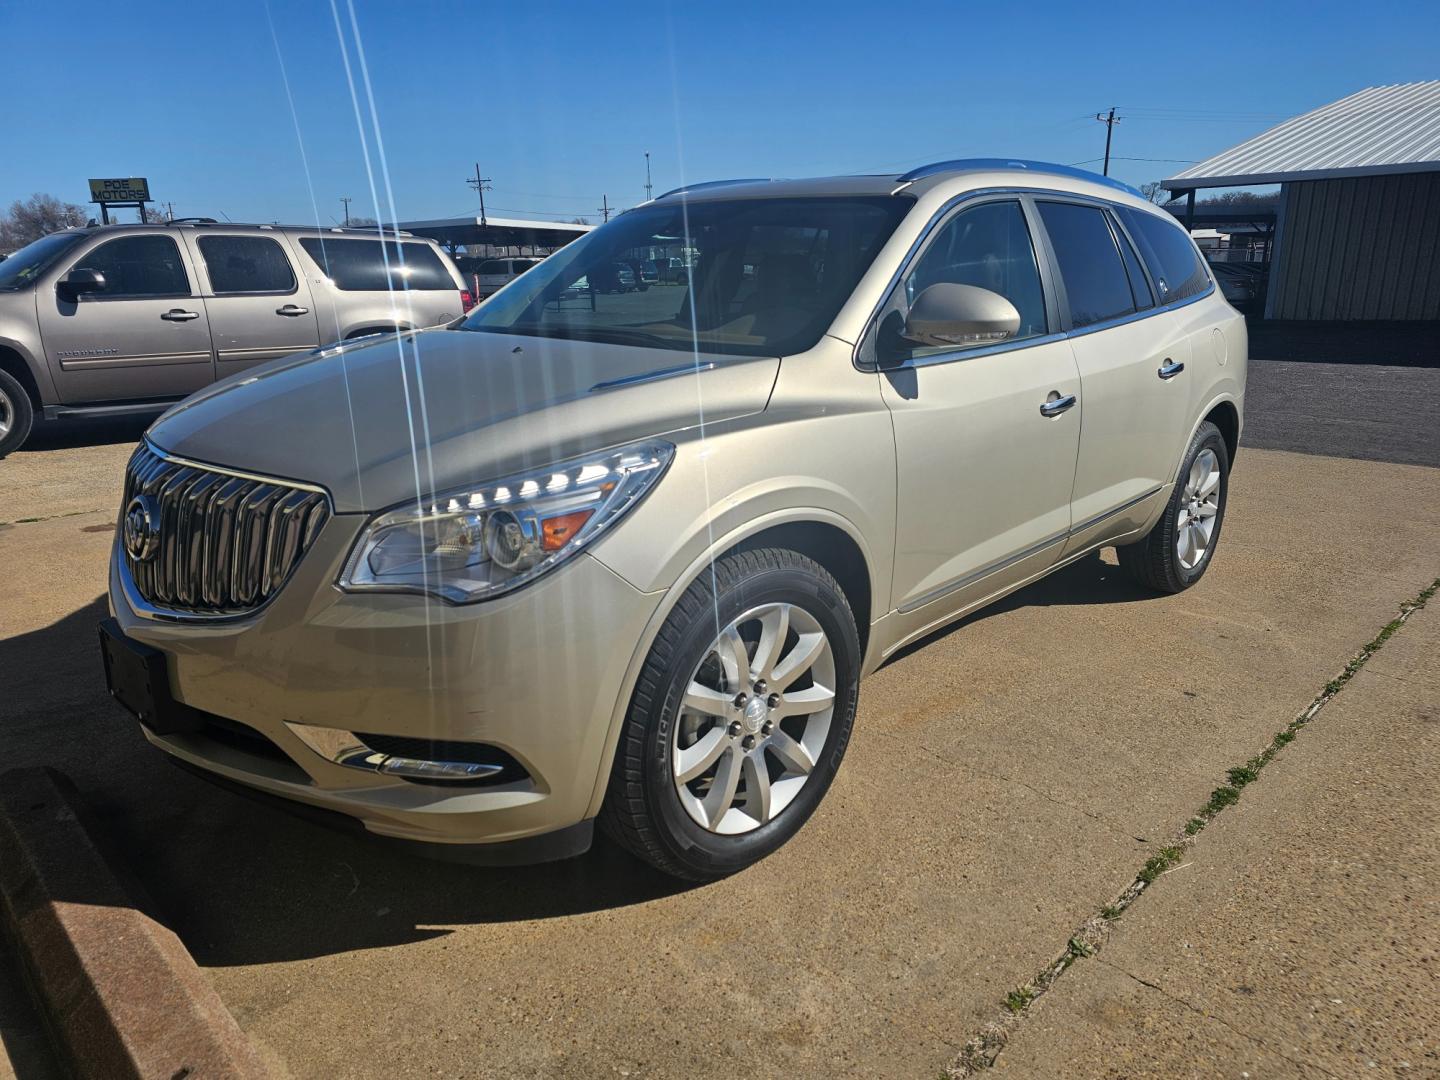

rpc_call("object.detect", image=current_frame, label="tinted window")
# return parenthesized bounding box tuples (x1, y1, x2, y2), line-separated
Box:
(1111, 213, 1155, 310)
(74, 235, 190, 298)
(298, 238, 455, 291)
(0, 231, 87, 291)
(198, 235, 296, 294)
(461, 196, 909, 358)
(1037, 202, 1134, 328)
(511, 261, 536, 274)
(477, 260, 509, 274)
(1117, 206, 1209, 304)
(904, 200, 1046, 348)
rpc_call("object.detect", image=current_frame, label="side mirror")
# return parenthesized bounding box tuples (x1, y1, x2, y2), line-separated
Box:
(57, 268, 106, 300)
(903, 283, 1020, 349)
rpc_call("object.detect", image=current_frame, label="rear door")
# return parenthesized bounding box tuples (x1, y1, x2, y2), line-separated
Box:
(37, 232, 215, 405)
(1032, 199, 1192, 554)
(185, 232, 321, 379)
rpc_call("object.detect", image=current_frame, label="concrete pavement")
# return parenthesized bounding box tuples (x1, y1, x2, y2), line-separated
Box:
(1, 420, 1438, 1076)
(996, 597, 1440, 1079)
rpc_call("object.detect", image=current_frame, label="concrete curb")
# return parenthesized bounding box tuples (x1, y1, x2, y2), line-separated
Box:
(0, 766, 268, 1079)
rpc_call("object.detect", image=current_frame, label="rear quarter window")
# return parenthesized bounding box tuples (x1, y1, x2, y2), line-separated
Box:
(1116, 207, 1210, 304)
(298, 237, 456, 291)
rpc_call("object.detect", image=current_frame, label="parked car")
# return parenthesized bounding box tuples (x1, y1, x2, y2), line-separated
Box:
(99, 160, 1245, 880)
(635, 259, 659, 287)
(0, 222, 470, 457)
(472, 256, 544, 300)
(1208, 261, 1267, 313)
(660, 256, 693, 284)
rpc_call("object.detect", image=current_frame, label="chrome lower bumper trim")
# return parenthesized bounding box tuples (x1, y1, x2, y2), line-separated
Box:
(286, 722, 505, 783)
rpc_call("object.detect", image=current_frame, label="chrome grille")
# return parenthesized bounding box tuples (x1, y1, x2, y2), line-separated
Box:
(120, 443, 330, 617)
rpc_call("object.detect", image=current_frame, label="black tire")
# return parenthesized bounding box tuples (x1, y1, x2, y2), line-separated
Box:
(0, 368, 35, 459)
(1117, 420, 1230, 594)
(600, 548, 861, 881)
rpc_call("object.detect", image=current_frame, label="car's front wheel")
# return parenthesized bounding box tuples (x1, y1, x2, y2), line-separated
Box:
(0, 369, 35, 459)
(1117, 420, 1230, 593)
(601, 548, 860, 880)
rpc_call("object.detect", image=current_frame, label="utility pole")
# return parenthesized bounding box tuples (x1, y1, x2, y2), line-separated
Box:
(598, 194, 612, 223)
(467, 163, 492, 225)
(644, 151, 653, 202)
(1094, 107, 1121, 176)
(340, 196, 352, 226)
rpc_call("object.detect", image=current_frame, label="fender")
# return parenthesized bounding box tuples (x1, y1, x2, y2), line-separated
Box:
(581, 505, 878, 819)
(1175, 388, 1243, 485)
(0, 325, 59, 406)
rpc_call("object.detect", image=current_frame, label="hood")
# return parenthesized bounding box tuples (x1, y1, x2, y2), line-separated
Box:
(147, 328, 779, 512)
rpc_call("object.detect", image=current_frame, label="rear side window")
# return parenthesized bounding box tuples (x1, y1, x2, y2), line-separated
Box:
(510, 260, 535, 274)
(1116, 207, 1209, 304)
(298, 238, 455, 291)
(477, 259, 509, 274)
(1036, 202, 1135, 328)
(904, 200, 1047, 346)
(74, 235, 190, 298)
(198, 236, 296, 295)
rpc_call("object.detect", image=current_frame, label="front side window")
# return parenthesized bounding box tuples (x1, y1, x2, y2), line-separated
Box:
(902, 199, 1047, 352)
(198, 235, 296, 295)
(73, 235, 190, 298)
(461, 196, 910, 358)
(298, 238, 455, 291)
(1117, 206, 1209, 304)
(1036, 201, 1135, 328)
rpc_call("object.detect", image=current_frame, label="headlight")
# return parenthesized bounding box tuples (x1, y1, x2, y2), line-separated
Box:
(339, 440, 673, 603)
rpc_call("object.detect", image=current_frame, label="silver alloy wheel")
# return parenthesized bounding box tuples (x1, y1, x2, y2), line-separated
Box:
(672, 602, 836, 835)
(0, 385, 12, 440)
(1176, 447, 1221, 570)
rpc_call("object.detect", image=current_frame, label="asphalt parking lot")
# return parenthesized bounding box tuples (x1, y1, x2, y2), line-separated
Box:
(2, 357, 1438, 1077)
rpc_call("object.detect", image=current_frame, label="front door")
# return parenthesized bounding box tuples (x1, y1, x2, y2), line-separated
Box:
(873, 197, 1082, 628)
(185, 232, 321, 378)
(38, 232, 215, 405)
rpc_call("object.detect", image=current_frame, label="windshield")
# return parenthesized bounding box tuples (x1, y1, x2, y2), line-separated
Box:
(0, 230, 88, 290)
(461, 196, 910, 356)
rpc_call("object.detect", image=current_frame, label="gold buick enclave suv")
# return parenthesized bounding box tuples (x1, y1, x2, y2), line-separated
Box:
(101, 161, 1245, 880)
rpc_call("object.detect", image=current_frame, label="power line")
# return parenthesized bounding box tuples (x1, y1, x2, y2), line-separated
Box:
(1095, 107, 1121, 176)
(466, 163, 492, 225)
(597, 194, 612, 223)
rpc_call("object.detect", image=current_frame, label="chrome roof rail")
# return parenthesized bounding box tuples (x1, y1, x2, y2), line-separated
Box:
(896, 159, 1143, 198)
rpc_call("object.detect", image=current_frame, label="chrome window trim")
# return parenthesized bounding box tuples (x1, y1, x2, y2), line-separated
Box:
(853, 187, 1216, 372)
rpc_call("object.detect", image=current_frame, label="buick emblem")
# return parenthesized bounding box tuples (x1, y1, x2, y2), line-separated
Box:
(123, 495, 161, 562)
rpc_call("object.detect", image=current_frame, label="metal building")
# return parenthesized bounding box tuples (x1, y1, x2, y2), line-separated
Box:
(1165, 82, 1440, 322)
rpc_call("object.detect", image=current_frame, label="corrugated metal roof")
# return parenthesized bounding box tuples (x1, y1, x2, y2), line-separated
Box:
(1166, 81, 1440, 189)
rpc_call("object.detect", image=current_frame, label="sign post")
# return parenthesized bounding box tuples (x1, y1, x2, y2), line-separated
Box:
(88, 178, 152, 224)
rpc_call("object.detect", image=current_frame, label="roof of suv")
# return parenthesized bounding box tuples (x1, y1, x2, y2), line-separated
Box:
(651, 159, 1146, 205)
(55, 221, 421, 239)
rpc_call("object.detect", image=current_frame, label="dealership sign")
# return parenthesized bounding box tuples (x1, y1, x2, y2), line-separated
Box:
(89, 177, 151, 203)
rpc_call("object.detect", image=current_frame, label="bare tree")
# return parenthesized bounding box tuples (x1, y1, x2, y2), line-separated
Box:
(1139, 181, 1171, 205)
(569, 217, 591, 226)
(140, 204, 171, 223)
(1, 193, 89, 249)
(346, 215, 377, 227)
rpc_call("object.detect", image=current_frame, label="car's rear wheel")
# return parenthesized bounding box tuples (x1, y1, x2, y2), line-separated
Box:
(600, 548, 860, 880)
(0, 369, 35, 459)
(1117, 420, 1229, 593)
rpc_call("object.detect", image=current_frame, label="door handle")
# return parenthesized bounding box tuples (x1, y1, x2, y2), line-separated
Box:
(276, 304, 310, 317)
(1039, 393, 1077, 417)
(1158, 360, 1185, 380)
(160, 309, 200, 321)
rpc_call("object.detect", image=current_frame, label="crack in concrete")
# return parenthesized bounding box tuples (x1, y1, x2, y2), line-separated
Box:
(0, 507, 108, 527)
(941, 575, 1439, 1079)
(1102, 960, 1348, 1080)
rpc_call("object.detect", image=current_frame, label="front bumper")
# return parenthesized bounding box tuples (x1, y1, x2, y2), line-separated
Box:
(108, 514, 662, 849)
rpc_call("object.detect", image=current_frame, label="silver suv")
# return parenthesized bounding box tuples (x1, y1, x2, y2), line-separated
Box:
(100, 161, 1245, 880)
(0, 222, 469, 456)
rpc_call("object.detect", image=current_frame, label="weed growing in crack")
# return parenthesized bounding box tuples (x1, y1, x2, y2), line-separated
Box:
(1003, 988, 1035, 1014)
(1138, 846, 1184, 884)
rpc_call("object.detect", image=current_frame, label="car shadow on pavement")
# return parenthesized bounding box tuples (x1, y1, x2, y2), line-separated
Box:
(17, 416, 151, 454)
(882, 548, 1155, 668)
(3, 552, 1152, 966)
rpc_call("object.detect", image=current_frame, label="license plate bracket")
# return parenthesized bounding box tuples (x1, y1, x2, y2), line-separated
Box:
(98, 619, 202, 735)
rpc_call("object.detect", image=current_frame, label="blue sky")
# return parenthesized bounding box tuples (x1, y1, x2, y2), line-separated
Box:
(3, 0, 1436, 226)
